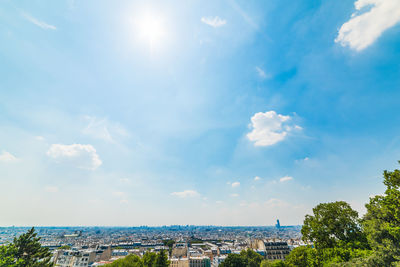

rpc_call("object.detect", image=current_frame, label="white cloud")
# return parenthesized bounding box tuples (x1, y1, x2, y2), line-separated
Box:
(231, 182, 240, 188)
(279, 176, 293, 182)
(336, 0, 400, 51)
(0, 151, 18, 162)
(295, 157, 310, 164)
(255, 67, 268, 79)
(170, 190, 200, 198)
(82, 116, 128, 143)
(230, 193, 239, 197)
(254, 176, 261, 181)
(247, 111, 301, 147)
(45, 186, 59, 193)
(47, 144, 102, 170)
(22, 13, 56, 30)
(201, 16, 226, 28)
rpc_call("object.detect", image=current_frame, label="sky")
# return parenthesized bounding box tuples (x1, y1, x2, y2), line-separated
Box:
(1, 0, 400, 226)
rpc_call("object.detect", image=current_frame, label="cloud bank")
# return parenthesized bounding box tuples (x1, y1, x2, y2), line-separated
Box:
(47, 144, 102, 170)
(336, 0, 400, 51)
(0, 151, 18, 163)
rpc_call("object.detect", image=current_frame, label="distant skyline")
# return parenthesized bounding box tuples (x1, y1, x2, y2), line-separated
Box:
(1, 0, 400, 226)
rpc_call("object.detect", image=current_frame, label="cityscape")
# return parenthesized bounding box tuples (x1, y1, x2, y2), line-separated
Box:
(0, 223, 303, 266)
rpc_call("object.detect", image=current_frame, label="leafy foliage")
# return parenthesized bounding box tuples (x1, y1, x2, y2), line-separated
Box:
(362, 162, 400, 266)
(301, 201, 368, 249)
(284, 245, 371, 267)
(106, 254, 143, 267)
(219, 253, 247, 267)
(105, 250, 169, 267)
(0, 227, 53, 267)
(153, 250, 169, 267)
(220, 249, 263, 267)
(260, 259, 286, 267)
(142, 251, 157, 267)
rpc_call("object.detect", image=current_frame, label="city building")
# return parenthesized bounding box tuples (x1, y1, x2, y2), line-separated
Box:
(170, 258, 189, 267)
(264, 242, 290, 260)
(54, 250, 96, 267)
(189, 256, 211, 267)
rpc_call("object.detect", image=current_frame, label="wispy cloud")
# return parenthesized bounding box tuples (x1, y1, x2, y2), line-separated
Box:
(22, 13, 56, 30)
(247, 111, 301, 147)
(171, 190, 200, 198)
(231, 181, 240, 188)
(47, 144, 102, 170)
(254, 176, 261, 181)
(0, 151, 18, 163)
(336, 0, 400, 51)
(82, 116, 129, 143)
(255, 67, 269, 79)
(279, 176, 293, 183)
(229, 0, 258, 30)
(201, 16, 226, 28)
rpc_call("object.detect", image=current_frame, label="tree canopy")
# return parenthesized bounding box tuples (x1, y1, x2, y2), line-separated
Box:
(301, 201, 368, 250)
(105, 250, 169, 267)
(0, 227, 53, 267)
(362, 162, 400, 266)
(219, 249, 263, 267)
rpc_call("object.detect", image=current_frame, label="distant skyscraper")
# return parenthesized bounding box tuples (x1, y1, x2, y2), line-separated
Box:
(276, 219, 281, 229)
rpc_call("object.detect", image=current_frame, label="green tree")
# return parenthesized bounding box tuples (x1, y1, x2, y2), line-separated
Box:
(105, 254, 143, 267)
(219, 250, 262, 267)
(0, 227, 53, 267)
(13, 227, 53, 267)
(239, 249, 263, 267)
(260, 259, 287, 267)
(284, 246, 316, 267)
(219, 254, 247, 267)
(301, 201, 367, 249)
(142, 251, 157, 267)
(154, 250, 169, 267)
(363, 162, 400, 266)
(0, 244, 18, 267)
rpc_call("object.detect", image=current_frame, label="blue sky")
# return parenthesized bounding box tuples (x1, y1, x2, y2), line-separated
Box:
(1, 0, 400, 226)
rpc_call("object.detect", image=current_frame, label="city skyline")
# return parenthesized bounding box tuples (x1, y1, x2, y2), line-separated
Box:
(1, 0, 400, 226)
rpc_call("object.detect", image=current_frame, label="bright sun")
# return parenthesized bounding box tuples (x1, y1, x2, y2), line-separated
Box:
(136, 14, 166, 49)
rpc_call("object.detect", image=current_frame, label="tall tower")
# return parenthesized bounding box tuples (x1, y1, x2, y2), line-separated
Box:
(276, 219, 281, 229)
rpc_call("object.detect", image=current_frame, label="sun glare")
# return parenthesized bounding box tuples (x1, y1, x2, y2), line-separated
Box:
(136, 13, 166, 50)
